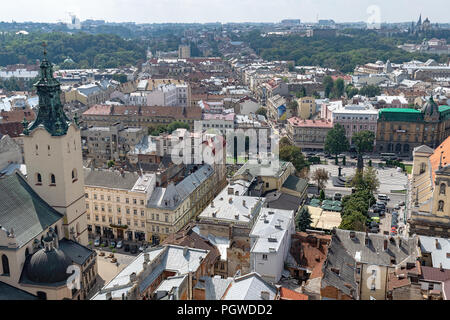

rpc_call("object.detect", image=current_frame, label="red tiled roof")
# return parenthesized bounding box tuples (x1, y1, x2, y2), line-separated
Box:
(287, 117, 333, 128)
(421, 266, 450, 282)
(290, 232, 331, 279)
(82, 105, 202, 120)
(0, 108, 35, 123)
(0, 122, 24, 138)
(279, 287, 309, 300)
(82, 105, 111, 116)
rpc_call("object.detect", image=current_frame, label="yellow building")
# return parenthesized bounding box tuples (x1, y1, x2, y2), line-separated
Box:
(146, 164, 223, 244)
(232, 160, 296, 195)
(84, 169, 155, 242)
(297, 96, 316, 120)
(408, 136, 450, 237)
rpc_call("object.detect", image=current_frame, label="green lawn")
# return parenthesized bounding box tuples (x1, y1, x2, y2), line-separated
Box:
(405, 165, 412, 174)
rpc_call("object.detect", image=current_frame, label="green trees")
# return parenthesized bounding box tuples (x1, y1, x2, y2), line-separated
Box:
(325, 124, 350, 160)
(332, 78, 345, 98)
(0, 32, 146, 68)
(323, 76, 334, 98)
(359, 85, 381, 97)
(312, 168, 329, 193)
(279, 144, 310, 175)
(148, 121, 189, 136)
(347, 167, 380, 194)
(296, 207, 312, 232)
(345, 84, 359, 98)
(256, 107, 267, 118)
(243, 30, 446, 73)
(339, 189, 376, 231)
(352, 130, 375, 171)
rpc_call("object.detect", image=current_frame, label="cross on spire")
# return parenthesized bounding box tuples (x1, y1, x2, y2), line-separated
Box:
(42, 42, 47, 57)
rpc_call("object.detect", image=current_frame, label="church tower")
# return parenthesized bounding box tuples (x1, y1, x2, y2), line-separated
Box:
(22, 46, 88, 245)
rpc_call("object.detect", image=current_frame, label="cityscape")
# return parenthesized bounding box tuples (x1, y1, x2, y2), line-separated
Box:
(0, 0, 449, 308)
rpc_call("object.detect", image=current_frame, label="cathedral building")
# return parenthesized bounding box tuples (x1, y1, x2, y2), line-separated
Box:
(408, 136, 450, 237)
(0, 50, 96, 300)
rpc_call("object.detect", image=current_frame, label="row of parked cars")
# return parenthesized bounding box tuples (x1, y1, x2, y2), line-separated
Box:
(93, 237, 148, 254)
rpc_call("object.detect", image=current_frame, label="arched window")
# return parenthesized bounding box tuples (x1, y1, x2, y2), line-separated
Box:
(36, 173, 42, 185)
(420, 163, 426, 174)
(55, 225, 58, 236)
(50, 174, 56, 185)
(35, 145, 39, 155)
(1, 254, 10, 276)
(395, 144, 402, 153)
(72, 169, 78, 182)
(440, 183, 446, 195)
(47, 145, 51, 156)
(438, 200, 444, 212)
(403, 144, 410, 153)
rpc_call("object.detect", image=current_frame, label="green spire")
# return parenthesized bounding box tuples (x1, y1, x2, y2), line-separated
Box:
(27, 43, 71, 136)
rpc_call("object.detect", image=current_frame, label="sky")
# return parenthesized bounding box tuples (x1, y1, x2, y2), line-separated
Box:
(1, 0, 449, 24)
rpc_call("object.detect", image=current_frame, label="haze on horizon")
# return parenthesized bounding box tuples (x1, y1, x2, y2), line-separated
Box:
(1, 0, 449, 24)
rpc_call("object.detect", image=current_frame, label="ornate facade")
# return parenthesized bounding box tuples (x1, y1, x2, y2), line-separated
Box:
(376, 97, 450, 156)
(408, 136, 450, 237)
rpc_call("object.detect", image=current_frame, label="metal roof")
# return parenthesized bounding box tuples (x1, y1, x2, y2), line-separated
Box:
(0, 172, 63, 249)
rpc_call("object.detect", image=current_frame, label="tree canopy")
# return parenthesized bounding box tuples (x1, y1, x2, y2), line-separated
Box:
(352, 130, 375, 171)
(325, 124, 350, 156)
(279, 144, 310, 174)
(296, 207, 312, 232)
(0, 32, 146, 68)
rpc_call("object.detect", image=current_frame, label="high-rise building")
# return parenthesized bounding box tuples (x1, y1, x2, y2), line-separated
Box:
(178, 45, 191, 59)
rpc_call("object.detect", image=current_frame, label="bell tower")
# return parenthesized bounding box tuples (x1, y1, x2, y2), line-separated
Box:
(21, 44, 88, 245)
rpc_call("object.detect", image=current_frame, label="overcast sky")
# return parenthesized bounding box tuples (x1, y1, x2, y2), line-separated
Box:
(1, 0, 448, 24)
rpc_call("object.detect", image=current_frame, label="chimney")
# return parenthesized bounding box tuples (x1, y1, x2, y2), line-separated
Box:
(435, 239, 440, 249)
(144, 253, 150, 263)
(349, 231, 356, 239)
(183, 246, 188, 257)
(242, 200, 246, 207)
(384, 239, 388, 251)
(260, 291, 270, 300)
(229, 198, 233, 204)
(106, 292, 112, 300)
(130, 272, 137, 283)
(365, 233, 369, 246)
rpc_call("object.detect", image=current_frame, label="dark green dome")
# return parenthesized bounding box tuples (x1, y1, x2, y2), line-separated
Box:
(26, 247, 73, 284)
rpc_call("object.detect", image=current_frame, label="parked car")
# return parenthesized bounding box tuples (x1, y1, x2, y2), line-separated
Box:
(94, 238, 101, 247)
(130, 245, 138, 254)
(399, 201, 405, 207)
(101, 239, 108, 247)
(369, 227, 379, 234)
(139, 243, 148, 252)
(124, 244, 130, 252)
(379, 210, 386, 217)
(370, 221, 379, 228)
(376, 201, 386, 208)
(116, 240, 123, 249)
(334, 193, 342, 201)
(110, 241, 116, 248)
(378, 194, 390, 202)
